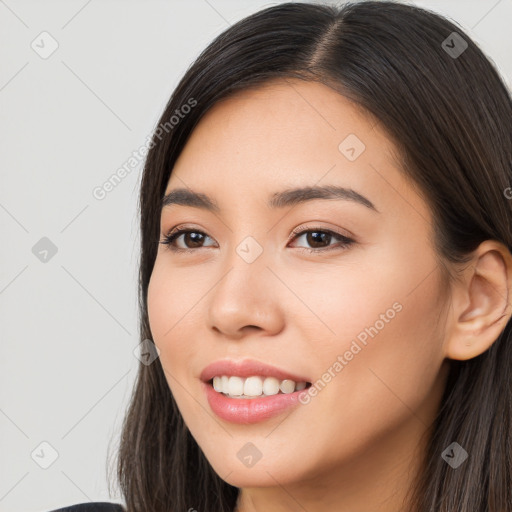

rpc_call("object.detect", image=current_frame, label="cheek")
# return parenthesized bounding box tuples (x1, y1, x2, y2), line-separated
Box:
(147, 258, 193, 342)
(300, 244, 446, 442)
(147, 265, 168, 344)
(147, 262, 192, 370)
(147, 263, 203, 415)
(312, 275, 444, 446)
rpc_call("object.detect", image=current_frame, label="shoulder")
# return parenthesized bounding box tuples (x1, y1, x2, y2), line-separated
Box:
(48, 502, 125, 512)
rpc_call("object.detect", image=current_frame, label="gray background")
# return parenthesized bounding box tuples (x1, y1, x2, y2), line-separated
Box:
(1, 1, 511, 511)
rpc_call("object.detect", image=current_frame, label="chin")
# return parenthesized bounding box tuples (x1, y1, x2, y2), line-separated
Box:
(199, 442, 311, 488)
(219, 464, 298, 488)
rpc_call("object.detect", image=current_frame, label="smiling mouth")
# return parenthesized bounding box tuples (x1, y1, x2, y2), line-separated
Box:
(207, 376, 312, 399)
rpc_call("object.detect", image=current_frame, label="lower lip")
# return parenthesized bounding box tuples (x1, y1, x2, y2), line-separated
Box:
(202, 381, 309, 424)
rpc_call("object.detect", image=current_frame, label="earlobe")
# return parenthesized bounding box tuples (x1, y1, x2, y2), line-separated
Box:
(445, 240, 512, 361)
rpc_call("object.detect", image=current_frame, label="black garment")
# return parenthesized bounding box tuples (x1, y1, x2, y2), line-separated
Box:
(49, 502, 125, 512)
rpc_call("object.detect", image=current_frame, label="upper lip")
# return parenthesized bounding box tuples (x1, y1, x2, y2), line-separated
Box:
(200, 358, 311, 384)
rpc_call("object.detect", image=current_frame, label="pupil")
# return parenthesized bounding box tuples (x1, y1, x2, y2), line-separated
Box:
(308, 231, 329, 248)
(186, 232, 204, 248)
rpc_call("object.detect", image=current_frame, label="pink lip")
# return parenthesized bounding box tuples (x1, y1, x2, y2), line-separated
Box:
(199, 358, 310, 383)
(199, 358, 311, 424)
(201, 381, 309, 424)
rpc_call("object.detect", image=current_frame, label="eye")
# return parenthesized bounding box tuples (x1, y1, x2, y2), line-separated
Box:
(159, 224, 355, 254)
(287, 225, 354, 254)
(159, 226, 216, 253)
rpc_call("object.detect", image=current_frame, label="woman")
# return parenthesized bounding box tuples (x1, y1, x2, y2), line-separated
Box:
(52, 1, 512, 511)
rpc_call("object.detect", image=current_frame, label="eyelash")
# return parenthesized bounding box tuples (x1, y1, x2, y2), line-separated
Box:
(159, 224, 354, 255)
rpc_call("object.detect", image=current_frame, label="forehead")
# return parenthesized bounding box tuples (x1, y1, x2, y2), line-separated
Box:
(165, 78, 430, 224)
(175, 78, 384, 168)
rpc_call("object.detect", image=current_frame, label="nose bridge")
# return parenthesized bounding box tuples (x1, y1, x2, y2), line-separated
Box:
(207, 233, 283, 336)
(222, 212, 273, 272)
(234, 232, 267, 267)
(221, 232, 271, 296)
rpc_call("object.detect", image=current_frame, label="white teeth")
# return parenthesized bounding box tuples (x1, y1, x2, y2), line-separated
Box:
(244, 376, 263, 396)
(211, 375, 308, 398)
(213, 376, 222, 392)
(228, 376, 244, 396)
(262, 377, 280, 396)
(279, 379, 296, 394)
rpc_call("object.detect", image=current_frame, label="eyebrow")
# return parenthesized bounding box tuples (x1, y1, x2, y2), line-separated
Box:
(161, 185, 379, 213)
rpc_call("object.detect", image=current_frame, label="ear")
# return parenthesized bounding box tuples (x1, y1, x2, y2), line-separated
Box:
(445, 240, 512, 361)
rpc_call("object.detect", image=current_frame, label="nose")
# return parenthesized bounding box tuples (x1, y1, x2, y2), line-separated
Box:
(207, 248, 285, 340)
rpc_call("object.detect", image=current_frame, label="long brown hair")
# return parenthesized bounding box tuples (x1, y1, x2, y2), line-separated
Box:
(108, 2, 512, 510)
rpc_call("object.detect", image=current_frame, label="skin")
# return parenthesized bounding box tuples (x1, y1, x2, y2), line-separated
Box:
(147, 78, 512, 512)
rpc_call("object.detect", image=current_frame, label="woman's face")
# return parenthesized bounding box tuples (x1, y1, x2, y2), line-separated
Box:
(147, 78, 451, 494)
